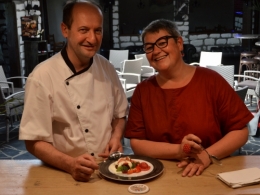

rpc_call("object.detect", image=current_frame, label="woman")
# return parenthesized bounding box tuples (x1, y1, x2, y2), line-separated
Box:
(124, 19, 253, 177)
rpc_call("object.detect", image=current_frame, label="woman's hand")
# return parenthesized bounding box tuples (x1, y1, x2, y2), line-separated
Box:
(177, 149, 212, 177)
(178, 134, 203, 160)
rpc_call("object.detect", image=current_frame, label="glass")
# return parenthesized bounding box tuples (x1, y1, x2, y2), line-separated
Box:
(143, 35, 176, 54)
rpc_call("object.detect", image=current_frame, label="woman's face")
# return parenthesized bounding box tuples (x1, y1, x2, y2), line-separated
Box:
(143, 29, 183, 72)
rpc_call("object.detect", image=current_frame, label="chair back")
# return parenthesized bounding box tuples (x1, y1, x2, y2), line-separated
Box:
(206, 65, 234, 88)
(54, 41, 65, 53)
(109, 50, 129, 71)
(0, 66, 9, 89)
(122, 58, 143, 74)
(235, 86, 248, 102)
(47, 34, 55, 51)
(135, 53, 150, 66)
(199, 51, 222, 67)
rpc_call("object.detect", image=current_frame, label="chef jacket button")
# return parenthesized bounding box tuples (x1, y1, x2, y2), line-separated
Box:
(91, 153, 94, 156)
(77, 105, 80, 109)
(66, 81, 69, 85)
(85, 129, 89, 133)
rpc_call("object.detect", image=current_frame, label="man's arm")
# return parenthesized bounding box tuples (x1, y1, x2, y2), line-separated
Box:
(25, 140, 98, 182)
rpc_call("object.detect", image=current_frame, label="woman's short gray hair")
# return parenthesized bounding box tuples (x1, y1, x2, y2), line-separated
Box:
(141, 19, 181, 43)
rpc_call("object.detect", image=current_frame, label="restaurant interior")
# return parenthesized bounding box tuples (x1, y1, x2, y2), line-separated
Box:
(1, 0, 260, 194)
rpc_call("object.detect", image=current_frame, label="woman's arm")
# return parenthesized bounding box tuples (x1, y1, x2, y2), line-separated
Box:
(205, 126, 249, 159)
(130, 134, 203, 160)
(178, 127, 249, 177)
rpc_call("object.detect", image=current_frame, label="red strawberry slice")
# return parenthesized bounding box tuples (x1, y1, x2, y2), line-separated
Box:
(183, 144, 191, 154)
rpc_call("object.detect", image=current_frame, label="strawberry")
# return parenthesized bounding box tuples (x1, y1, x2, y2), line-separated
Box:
(183, 144, 191, 154)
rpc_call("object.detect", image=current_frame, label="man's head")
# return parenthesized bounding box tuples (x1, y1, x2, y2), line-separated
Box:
(63, 0, 102, 30)
(61, 0, 103, 67)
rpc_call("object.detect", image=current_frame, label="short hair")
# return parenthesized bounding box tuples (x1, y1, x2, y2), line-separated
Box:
(141, 19, 181, 43)
(62, 0, 102, 29)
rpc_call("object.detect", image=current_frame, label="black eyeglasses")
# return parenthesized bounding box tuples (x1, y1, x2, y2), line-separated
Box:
(143, 35, 177, 54)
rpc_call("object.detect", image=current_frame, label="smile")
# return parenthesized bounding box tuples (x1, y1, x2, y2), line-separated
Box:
(155, 55, 167, 61)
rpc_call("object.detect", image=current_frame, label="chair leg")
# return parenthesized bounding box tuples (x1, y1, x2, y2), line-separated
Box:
(6, 117, 10, 142)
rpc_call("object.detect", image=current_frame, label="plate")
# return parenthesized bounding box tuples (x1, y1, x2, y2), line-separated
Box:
(99, 155, 164, 182)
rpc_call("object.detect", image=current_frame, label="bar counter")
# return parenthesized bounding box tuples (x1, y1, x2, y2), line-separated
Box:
(0, 156, 260, 195)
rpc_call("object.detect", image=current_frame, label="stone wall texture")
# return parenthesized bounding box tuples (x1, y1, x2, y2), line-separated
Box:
(112, 0, 242, 56)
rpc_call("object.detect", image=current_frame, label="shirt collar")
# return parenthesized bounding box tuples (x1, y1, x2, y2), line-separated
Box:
(61, 44, 93, 80)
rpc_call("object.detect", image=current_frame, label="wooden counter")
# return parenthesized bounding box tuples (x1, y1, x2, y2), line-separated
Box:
(0, 156, 260, 195)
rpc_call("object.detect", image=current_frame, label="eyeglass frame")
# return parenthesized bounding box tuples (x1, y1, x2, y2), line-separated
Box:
(142, 35, 178, 54)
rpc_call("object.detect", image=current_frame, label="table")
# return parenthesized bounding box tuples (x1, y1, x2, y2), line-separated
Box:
(1, 156, 260, 195)
(233, 34, 260, 51)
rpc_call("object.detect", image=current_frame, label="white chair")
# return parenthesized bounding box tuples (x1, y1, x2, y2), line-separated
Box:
(134, 53, 156, 80)
(190, 51, 222, 67)
(206, 65, 234, 88)
(134, 53, 150, 66)
(234, 70, 260, 106)
(118, 58, 143, 75)
(109, 50, 129, 71)
(0, 66, 27, 95)
(0, 85, 24, 142)
(118, 58, 143, 99)
(119, 74, 140, 99)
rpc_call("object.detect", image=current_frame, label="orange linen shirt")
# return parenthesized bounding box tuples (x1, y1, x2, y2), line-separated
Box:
(125, 67, 253, 148)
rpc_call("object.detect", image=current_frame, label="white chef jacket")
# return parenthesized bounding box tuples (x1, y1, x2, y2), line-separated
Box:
(19, 48, 128, 158)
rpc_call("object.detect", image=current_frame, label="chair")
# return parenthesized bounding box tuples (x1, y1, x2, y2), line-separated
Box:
(235, 86, 248, 102)
(0, 66, 27, 95)
(118, 58, 143, 99)
(206, 65, 234, 88)
(134, 53, 150, 66)
(134, 54, 156, 80)
(47, 34, 65, 55)
(118, 58, 143, 75)
(234, 70, 260, 106)
(0, 86, 24, 142)
(47, 34, 55, 51)
(109, 50, 129, 71)
(190, 51, 222, 67)
(119, 74, 140, 99)
(54, 41, 65, 53)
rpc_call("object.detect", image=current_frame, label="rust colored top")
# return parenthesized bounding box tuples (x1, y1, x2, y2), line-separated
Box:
(125, 67, 253, 148)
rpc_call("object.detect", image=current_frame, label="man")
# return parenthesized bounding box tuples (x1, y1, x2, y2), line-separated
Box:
(19, 0, 128, 182)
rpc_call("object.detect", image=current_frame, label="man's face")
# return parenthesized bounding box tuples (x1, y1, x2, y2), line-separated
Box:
(61, 3, 103, 64)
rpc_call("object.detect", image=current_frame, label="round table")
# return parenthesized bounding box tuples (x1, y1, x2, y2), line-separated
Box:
(234, 34, 260, 51)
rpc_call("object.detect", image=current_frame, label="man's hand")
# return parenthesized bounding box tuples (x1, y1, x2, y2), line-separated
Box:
(70, 153, 99, 182)
(98, 137, 123, 158)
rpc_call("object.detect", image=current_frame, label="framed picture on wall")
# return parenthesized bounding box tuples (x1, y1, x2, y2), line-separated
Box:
(21, 16, 38, 40)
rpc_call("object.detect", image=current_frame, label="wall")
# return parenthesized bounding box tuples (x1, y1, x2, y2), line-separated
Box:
(112, 0, 242, 56)
(46, 0, 102, 43)
(46, 0, 66, 43)
(14, 0, 41, 76)
(189, 0, 234, 32)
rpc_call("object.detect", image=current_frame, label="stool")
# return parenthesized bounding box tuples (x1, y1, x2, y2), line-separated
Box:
(240, 51, 257, 60)
(238, 51, 257, 80)
(238, 58, 259, 81)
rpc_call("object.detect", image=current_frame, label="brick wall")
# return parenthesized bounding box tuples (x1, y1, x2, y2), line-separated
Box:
(14, 0, 41, 77)
(112, 0, 242, 56)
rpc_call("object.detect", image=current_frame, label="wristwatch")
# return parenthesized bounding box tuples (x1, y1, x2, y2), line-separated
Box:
(204, 149, 222, 166)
